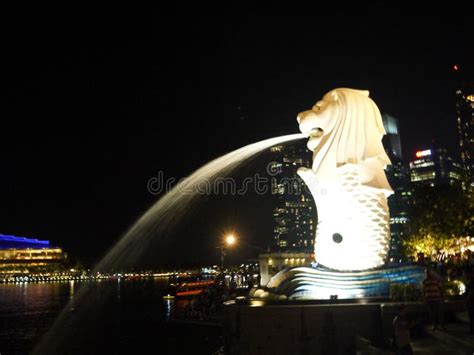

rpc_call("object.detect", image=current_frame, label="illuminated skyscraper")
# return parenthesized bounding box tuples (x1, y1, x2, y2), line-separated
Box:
(453, 64, 474, 186)
(382, 114, 410, 262)
(409, 147, 464, 187)
(382, 114, 403, 160)
(270, 141, 315, 252)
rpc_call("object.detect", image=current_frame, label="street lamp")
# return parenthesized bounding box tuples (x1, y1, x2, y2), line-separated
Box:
(220, 233, 237, 271)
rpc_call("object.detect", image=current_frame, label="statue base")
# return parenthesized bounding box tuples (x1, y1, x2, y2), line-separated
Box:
(263, 263, 425, 300)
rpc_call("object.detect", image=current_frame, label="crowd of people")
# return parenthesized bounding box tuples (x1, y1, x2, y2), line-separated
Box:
(179, 282, 234, 321)
(418, 249, 474, 280)
(176, 273, 255, 322)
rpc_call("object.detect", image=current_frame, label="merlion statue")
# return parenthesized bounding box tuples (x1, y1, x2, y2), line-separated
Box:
(297, 88, 393, 271)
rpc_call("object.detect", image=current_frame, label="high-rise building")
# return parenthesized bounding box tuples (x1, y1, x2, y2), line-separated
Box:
(409, 147, 464, 187)
(270, 141, 315, 252)
(382, 114, 403, 160)
(453, 64, 474, 187)
(382, 114, 411, 262)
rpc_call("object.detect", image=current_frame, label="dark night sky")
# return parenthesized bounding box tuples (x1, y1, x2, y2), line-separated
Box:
(1, 10, 473, 266)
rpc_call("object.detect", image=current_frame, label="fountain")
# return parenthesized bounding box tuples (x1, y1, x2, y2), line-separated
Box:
(35, 88, 426, 354)
(33, 133, 305, 353)
(94, 133, 305, 271)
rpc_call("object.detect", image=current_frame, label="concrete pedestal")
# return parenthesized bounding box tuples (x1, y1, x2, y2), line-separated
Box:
(223, 300, 466, 354)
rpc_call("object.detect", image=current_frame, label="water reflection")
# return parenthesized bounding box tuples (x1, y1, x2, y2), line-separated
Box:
(117, 278, 121, 301)
(22, 282, 28, 298)
(0, 282, 72, 353)
(69, 281, 75, 311)
(164, 299, 173, 320)
(1, 278, 173, 354)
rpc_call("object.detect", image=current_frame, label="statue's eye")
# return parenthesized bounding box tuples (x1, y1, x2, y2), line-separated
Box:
(313, 101, 325, 111)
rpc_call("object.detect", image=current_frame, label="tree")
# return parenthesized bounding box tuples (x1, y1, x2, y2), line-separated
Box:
(403, 184, 474, 261)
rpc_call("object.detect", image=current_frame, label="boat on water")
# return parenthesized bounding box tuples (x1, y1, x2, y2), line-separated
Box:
(163, 279, 215, 299)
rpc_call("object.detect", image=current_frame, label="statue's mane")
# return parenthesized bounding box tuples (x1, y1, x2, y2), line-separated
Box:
(312, 88, 392, 193)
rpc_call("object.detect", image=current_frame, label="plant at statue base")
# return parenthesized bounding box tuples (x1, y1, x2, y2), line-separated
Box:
(403, 234, 459, 261)
(390, 283, 422, 301)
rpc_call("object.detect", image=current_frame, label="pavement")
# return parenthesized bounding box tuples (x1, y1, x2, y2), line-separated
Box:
(411, 318, 474, 354)
(357, 312, 474, 354)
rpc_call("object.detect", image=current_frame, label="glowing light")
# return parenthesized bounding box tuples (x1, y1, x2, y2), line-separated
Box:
(415, 149, 431, 158)
(454, 64, 460, 71)
(176, 290, 202, 297)
(467, 95, 474, 102)
(446, 280, 466, 296)
(225, 234, 236, 246)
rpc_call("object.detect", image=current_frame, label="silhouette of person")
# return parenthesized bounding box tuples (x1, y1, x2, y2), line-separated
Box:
(423, 268, 445, 330)
(466, 275, 474, 334)
(393, 304, 416, 355)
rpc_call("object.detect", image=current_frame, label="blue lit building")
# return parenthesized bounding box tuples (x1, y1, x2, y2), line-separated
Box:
(0, 234, 65, 271)
(0, 234, 51, 249)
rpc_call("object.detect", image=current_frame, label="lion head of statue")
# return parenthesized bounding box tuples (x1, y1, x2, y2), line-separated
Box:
(297, 88, 392, 193)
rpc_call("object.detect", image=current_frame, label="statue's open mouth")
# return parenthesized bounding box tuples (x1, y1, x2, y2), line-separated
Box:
(308, 128, 324, 138)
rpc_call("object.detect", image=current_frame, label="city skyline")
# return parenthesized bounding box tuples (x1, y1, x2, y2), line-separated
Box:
(1, 12, 473, 262)
(2, 10, 474, 355)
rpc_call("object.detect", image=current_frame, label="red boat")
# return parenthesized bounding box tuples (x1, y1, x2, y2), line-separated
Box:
(174, 280, 215, 298)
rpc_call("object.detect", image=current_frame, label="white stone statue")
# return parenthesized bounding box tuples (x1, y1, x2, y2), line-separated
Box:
(297, 88, 393, 271)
